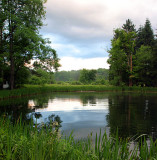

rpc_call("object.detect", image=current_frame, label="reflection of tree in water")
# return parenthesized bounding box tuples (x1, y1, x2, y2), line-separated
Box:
(80, 94, 96, 106)
(0, 94, 62, 131)
(0, 94, 56, 124)
(107, 93, 157, 141)
(0, 98, 34, 124)
(29, 94, 56, 109)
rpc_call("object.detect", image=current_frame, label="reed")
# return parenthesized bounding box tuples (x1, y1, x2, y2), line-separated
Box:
(0, 117, 157, 159)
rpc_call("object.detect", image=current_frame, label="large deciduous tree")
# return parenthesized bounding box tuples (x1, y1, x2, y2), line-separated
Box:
(108, 27, 136, 86)
(0, 0, 7, 88)
(107, 33, 128, 86)
(0, 0, 60, 89)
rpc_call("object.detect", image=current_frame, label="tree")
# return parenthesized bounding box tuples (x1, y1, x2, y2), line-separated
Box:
(108, 33, 128, 86)
(1, 0, 60, 89)
(108, 28, 136, 86)
(96, 68, 109, 80)
(152, 37, 157, 86)
(29, 68, 55, 85)
(134, 45, 153, 86)
(79, 69, 97, 84)
(122, 19, 136, 33)
(0, 0, 7, 88)
(136, 19, 154, 49)
(122, 19, 136, 86)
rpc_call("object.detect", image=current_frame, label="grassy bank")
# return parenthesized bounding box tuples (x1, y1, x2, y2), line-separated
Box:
(0, 84, 157, 100)
(0, 117, 157, 160)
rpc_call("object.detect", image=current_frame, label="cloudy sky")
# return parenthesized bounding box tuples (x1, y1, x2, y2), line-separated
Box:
(40, 0, 157, 71)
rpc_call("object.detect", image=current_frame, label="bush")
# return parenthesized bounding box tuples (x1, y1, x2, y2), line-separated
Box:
(69, 81, 83, 85)
(91, 79, 109, 85)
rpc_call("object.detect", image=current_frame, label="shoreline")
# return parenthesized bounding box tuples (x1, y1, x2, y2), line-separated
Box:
(0, 84, 157, 100)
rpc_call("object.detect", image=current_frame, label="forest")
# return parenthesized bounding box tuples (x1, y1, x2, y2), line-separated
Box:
(108, 19, 157, 87)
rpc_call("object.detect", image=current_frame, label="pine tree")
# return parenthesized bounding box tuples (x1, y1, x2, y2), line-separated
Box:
(122, 19, 136, 33)
(122, 19, 136, 86)
(136, 19, 154, 49)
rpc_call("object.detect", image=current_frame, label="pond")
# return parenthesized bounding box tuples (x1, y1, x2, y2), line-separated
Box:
(0, 92, 157, 140)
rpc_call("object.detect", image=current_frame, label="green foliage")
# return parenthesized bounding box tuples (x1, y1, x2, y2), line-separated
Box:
(108, 30, 129, 86)
(0, 0, 60, 89)
(96, 68, 109, 80)
(91, 79, 109, 85)
(54, 69, 109, 85)
(29, 75, 44, 85)
(108, 19, 157, 87)
(15, 67, 31, 87)
(122, 19, 136, 33)
(134, 45, 153, 86)
(136, 19, 155, 49)
(0, 117, 157, 159)
(79, 69, 97, 84)
(29, 68, 55, 85)
(54, 70, 80, 82)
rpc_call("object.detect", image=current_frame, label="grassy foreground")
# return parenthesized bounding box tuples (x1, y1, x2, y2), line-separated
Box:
(0, 117, 157, 160)
(0, 84, 157, 100)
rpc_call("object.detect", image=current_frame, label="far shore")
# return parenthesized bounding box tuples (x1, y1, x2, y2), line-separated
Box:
(0, 84, 157, 100)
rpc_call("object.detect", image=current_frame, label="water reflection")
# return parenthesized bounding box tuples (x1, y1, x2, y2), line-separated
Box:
(107, 93, 157, 141)
(0, 92, 157, 140)
(80, 95, 97, 106)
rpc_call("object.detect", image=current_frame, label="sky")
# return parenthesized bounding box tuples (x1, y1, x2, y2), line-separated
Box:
(40, 0, 157, 71)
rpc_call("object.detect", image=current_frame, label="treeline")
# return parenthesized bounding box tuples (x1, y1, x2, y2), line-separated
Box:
(27, 68, 108, 85)
(0, 0, 60, 90)
(54, 68, 109, 85)
(108, 19, 157, 87)
(0, 67, 108, 86)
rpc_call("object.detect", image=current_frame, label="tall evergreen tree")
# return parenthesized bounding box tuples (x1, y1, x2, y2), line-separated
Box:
(122, 19, 136, 33)
(136, 19, 154, 49)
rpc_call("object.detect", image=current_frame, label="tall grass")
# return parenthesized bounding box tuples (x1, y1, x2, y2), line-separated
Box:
(0, 117, 157, 159)
(0, 84, 157, 100)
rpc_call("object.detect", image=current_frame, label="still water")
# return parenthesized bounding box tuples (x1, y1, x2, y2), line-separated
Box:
(0, 92, 157, 139)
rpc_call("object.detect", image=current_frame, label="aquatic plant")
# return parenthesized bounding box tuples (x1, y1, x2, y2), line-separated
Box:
(0, 117, 157, 159)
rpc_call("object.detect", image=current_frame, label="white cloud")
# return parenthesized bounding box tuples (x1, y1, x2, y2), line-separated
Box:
(43, 0, 157, 43)
(59, 57, 109, 71)
(40, 0, 157, 70)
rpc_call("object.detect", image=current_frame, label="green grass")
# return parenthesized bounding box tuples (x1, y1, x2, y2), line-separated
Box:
(0, 117, 157, 160)
(0, 84, 157, 100)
